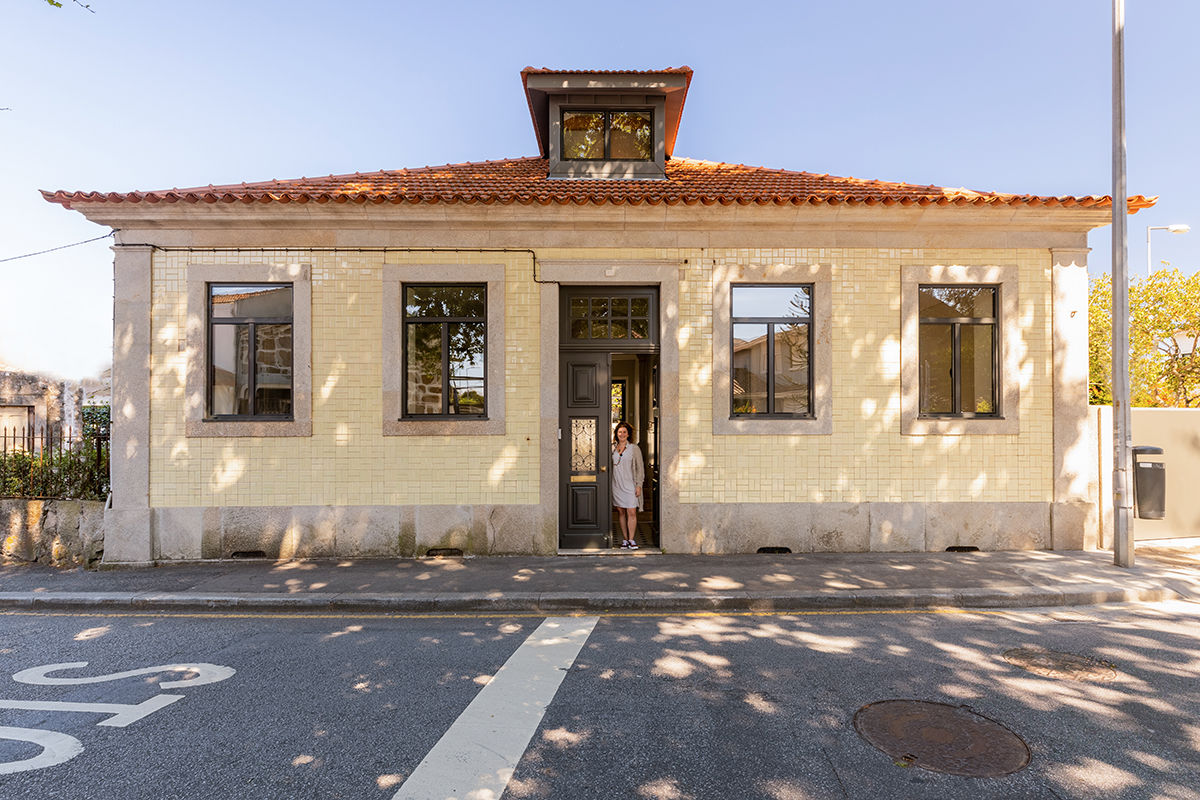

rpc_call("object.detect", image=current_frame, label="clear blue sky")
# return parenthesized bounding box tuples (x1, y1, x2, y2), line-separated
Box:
(3, 0, 1197, 378)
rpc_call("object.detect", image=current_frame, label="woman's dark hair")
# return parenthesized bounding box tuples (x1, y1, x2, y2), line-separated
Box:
(613, 421, 634, 444)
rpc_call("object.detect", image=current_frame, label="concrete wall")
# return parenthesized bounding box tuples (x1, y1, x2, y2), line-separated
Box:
(1094, 406, 1200, 543)
(1, 498, 105, 567)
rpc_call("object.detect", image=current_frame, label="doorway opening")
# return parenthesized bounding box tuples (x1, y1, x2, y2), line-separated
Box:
(559, 287, 660, 551)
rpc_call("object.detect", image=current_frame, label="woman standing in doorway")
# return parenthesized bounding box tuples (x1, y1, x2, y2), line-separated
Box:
(611, 421, 644, 550)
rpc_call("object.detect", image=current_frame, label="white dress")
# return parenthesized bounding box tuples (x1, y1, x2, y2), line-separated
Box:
(611, 445, 638, 509)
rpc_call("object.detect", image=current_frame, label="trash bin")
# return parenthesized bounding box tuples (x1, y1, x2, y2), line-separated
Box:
(1132, 446, 1165, 520)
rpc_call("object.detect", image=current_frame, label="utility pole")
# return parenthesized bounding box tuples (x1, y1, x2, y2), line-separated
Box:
(1112, 0, 1134, 567)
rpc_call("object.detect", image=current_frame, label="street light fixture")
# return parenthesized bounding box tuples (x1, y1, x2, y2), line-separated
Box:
(1147, 223, 1191, 275)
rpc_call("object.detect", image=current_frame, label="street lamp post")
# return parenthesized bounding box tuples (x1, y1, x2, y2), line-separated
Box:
(1112, 0, 1133, 568)
(1146, 224, 1191, 275)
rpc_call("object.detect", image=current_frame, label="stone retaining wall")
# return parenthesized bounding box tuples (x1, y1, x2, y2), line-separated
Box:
(1, 498, 105, 567)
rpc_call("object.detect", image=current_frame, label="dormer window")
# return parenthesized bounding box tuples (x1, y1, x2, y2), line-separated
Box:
(522, 67, 692, 181)
(562, 110, 653, 161)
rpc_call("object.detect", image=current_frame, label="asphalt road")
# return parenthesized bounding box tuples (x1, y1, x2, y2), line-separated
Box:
(0, 603, 1197, 800)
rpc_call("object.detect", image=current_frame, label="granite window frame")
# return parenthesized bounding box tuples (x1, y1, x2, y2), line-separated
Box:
(713, 263, 832, 435)
(383, 263, 506, 436)
(901, 264, 1020, 435)
(185, 263, 312, 438)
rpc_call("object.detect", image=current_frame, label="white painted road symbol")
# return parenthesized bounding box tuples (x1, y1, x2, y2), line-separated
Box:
(0, 661, 236, 775)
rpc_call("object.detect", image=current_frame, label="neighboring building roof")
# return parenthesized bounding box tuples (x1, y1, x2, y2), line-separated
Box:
(41, 156, 1155, 211)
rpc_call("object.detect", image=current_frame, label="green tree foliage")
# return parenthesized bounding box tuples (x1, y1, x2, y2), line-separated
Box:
(1090, 269, 1200, 407)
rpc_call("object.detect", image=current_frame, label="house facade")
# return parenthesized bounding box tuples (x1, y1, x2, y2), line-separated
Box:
(45, 68, 1150, 563)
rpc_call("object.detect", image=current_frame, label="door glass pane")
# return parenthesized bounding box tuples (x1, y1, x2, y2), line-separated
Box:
(406, 323, 443, 415)
(919, 323, 954, 414)
(254, 324, 293, 416)
(773, 323, 809, 415)
(919, 286, 995, 319)
(211, 324, 250, 415)
(562, 112, 605, 159)
(570, 418, 597, 474)
(448, 322, 486, 415)
(732, 323, 768, 414)
(609, 111, 652, 160)
(210, 285, 292, 319)
(611, 381, 625, 425)
(732, 285, 810, 319)
(961, 324, 996, 414)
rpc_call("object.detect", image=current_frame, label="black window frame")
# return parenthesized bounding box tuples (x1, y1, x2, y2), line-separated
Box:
(401, 283, 488, 419)
(559, 108, 655, 162)
(206, 282, 295, 421)
(917, 284, 1000, 418)
(730, 283, 814, 419)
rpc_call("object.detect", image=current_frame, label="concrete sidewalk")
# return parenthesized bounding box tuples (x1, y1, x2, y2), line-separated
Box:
(2, 546, 1199, 614)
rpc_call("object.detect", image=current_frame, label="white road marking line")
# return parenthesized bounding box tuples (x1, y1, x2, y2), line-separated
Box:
(0, 726, 84, 774)
(0, 695, 184, 727)
(12, 661, 235, 688)
(392, 615, 599, 800)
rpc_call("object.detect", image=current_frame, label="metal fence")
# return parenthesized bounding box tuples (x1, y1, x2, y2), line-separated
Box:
(0, 426, 109, 501)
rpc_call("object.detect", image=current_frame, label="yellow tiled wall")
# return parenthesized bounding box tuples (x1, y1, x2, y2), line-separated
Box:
(150, 250, 541, 507)
(675, 247, 1052, 505)
(149, 246, 1053, 508)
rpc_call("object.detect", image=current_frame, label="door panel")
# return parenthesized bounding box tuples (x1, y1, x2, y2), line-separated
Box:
(560, 352, 610, 549)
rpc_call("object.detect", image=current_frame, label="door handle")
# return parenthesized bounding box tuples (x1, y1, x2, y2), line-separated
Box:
(600, 466, 607, 472)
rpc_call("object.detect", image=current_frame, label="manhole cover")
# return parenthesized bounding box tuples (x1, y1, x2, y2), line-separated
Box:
(1003, 648, 1117, 682)
(854, 700, 1030, 777)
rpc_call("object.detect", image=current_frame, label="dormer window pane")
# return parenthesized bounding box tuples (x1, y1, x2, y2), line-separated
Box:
(561, 109, 654, 162)
(610, 111, 652, 159)
(563, 112, 606, 159)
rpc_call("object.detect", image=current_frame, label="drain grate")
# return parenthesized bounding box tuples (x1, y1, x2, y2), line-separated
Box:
(1003, 648, 1117, 682)
(854, 700, 1030, 777)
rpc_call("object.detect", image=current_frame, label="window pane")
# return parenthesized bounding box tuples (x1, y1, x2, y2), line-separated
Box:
(210, 285, 292, 319)
(570, 297, 588, 318)
(406, 323, 443, 415)
(254, 324, 292, 416)
(611, 297, 629, 317)
(631, 318, 649, 339)
(631, 297, 649, 317)
(591, 298, 609, 338)
(732, 285, 810, 319)
(562, 111, 605, 159)
(448, 322, 486, 415)
(732, 323, 768, 414)
(211, 324, 250, 416)
(405, 285, 485, 319)
(919, 286, 995, 319)
(919, 323, 954, 414)
(570, 318, 589, 339)
(609, 111, 652, 160)
(774, 323, 809, 415)
(961, 324, 996, 414)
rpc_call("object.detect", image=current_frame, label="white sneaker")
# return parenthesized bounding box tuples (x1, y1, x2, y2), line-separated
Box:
(628, 541, 639, 550)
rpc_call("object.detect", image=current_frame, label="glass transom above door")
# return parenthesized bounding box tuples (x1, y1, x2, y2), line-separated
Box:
(564, 289, 658, 347)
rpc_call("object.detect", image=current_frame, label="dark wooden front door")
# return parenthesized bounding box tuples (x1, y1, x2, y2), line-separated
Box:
(559, 351, 610, 549)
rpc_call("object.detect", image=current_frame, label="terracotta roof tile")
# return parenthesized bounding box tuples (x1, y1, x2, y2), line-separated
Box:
(41, 156, 1155, 211)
